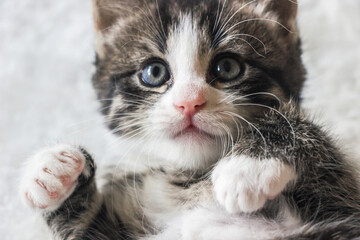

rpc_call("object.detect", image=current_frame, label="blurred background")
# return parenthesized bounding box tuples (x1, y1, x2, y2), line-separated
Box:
(0, 0, 359, 239)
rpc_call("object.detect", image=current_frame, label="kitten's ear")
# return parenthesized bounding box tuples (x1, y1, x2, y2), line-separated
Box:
(264, 0, 298, 30)
(92, 0, 136, 57)
(92, 0, 121, 33)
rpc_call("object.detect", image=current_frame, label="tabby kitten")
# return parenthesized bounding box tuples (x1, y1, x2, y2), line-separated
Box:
(21, 0, 360, 239)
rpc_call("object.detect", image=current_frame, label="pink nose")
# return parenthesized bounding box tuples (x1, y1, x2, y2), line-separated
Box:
(174, 93, 206, 116)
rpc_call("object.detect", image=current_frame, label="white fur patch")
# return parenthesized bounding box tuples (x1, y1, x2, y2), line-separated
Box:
(143, 204, 302, 240)
(167, 14, 199, 81)
(166, 14, 206, 102)
(212, 155, 297, 213)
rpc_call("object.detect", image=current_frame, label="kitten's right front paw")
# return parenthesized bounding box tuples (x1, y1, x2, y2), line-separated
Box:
(212, 156, 296, 214)
(20, 144, 87, 211)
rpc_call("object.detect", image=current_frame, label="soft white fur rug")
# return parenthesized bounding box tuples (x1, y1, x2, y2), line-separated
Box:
(1, 1, 359, 239)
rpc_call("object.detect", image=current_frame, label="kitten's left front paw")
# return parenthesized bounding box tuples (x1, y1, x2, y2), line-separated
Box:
(212, 156, 296, 214)
(20, 144, 92, 211)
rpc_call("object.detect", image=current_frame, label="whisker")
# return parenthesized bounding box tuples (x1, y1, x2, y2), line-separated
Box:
(111, 120, 148, 135)
(241, 92, 282, 105)
(155, 0, 167, 44)
(221, 37, 265, 57)
(114, 90, 153, 103)
(223, 111, 267, 157)
(235, 103, 296, 152)
(222, 111, 242, 143)
(214, 0, 259, 47)
(218, 121, 234, 157)
(220, 33, 267, 56)
(138, 1, 166, 52)
(212, 0, 223, 33)
(221, 91, 282, 106)
(223, 17, 293, 38)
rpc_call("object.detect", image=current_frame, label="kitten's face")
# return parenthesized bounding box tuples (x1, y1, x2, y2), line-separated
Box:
(92, 0, 305, 169)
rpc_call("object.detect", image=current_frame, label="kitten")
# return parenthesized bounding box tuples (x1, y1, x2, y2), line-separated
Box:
(20, 0, 360, 239)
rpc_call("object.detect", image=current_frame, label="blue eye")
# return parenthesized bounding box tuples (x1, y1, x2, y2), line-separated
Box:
(214, 57, 242, 81)
(142, 62, 170, 87)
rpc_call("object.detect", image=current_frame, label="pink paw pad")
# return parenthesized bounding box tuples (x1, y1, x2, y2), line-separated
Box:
(60, 152, 83, 173)
(59, 175, 72, 187)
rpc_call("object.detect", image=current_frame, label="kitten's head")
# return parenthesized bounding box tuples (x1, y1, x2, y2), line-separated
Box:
(92, 0, 305, 170)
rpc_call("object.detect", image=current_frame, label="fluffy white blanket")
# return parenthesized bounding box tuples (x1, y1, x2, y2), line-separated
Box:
(1, 0, 359, 239)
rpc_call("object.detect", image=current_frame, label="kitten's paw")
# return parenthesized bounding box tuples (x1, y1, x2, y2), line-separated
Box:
(20, 144, 88, 211)
(212, 156, 296, 214)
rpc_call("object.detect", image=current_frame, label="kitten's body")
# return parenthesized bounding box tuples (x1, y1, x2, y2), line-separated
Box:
(21, 0, 360, 239)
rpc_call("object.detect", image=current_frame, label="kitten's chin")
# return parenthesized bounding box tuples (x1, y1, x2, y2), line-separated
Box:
(163, 137, 221, 170)
(121, 134, 221, 170)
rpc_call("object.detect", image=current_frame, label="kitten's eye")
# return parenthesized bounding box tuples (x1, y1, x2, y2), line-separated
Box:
(142, 62, 170, 87)
(213, 57, 242, 81)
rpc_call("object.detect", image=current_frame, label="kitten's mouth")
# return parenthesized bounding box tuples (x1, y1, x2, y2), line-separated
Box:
(173, 124, 213, 140)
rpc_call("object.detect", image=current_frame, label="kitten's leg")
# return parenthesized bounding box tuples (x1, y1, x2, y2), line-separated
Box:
(20, 144, 128, 240)
(213, 103, 360, 236)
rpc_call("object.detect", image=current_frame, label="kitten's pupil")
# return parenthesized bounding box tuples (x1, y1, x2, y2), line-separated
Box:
(152, 66, 160, 78)
(223, 60, 231, 73)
